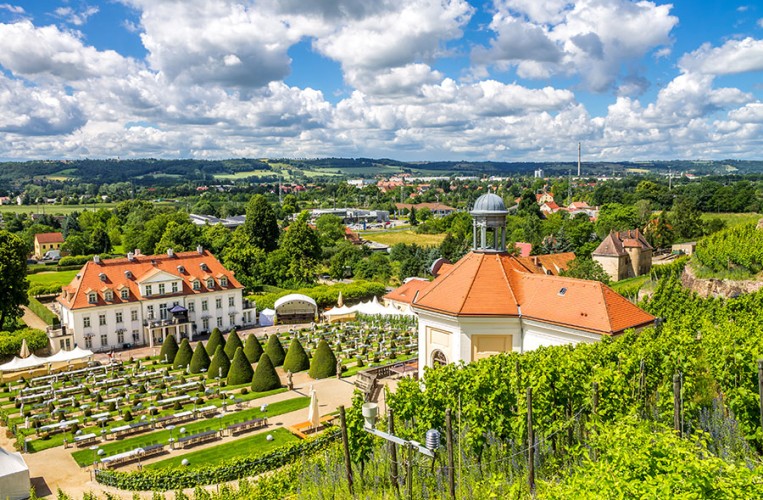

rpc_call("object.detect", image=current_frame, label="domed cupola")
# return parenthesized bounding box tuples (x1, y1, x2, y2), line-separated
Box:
(471, 193, 508, 253)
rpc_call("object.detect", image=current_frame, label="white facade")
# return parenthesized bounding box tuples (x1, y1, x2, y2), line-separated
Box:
(416, 309, 602, 378)
(58, 271, 255, 353)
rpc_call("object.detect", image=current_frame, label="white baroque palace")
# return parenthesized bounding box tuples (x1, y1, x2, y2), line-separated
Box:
(54, 247, 255, 353)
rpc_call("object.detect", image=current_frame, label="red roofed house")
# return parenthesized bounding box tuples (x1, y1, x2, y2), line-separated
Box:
(55, 247, 256, 353)
(386, 194, 655, 376)
(539, 201, 560, 215)
(592, 229, 653, 282)
(34, 232, 64, 259)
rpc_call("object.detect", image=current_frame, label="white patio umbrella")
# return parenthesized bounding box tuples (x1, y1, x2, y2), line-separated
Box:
(337, 291, 344, 307)
(19, 339, 30, 359)
(307, 386, 320, 430)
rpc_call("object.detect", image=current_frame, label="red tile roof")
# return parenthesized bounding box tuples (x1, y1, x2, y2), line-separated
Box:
(593, 229, 652, 256)
(403, 251, 654, 335)
(57, 249, 242, 311)
(35, 232, 64, 244)
(514, 252, 576, 275)
(383, 279, 431, 304)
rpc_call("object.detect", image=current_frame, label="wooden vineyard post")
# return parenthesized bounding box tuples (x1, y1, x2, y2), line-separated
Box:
(388, 408, 398, 491)
(446, 408, 456, 500)
(673, 374, 682, 437)
(339, 405, 354, 495)
(591, 381, 599, 461)
(527, 387, 535, 496)
(758, 360, 763, 432)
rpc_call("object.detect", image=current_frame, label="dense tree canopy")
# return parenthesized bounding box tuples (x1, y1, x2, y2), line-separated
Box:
(0, 231, 29, 329)
(242, 194, 279, 252)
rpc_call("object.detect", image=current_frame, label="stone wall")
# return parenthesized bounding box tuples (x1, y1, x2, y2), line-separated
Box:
(681, 263, 763, 298)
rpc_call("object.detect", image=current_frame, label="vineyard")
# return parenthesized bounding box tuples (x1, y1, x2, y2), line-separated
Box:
(694, 221, 763, 278)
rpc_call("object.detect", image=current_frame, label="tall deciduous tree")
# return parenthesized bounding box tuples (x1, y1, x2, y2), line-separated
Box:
(280, 211, 322, 285)
(243, 194, 279, 251)
(0, 231, 29, 329)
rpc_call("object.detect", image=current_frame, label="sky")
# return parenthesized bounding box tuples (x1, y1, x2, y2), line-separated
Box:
(0, 1, 762, 162)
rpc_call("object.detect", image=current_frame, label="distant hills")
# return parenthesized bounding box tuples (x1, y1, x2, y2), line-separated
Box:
(1, 157, 763, 187)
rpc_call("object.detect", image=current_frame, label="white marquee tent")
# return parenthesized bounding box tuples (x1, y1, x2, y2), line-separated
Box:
(0, 447, 30, 500)
(258, 308, 276, 327)
(0, 348, 94, 372)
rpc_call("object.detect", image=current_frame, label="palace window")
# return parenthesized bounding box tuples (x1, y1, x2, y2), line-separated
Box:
(192, 280, 200, 291)
(99, 314, 106, 326)
(147, 305, 154, 319)
(105, 291, 113, 302)
(215, 298, 222, 309)
(171, 282, 179, 293)
(100, 334, 108, 347)
(83, 316, 91, 328)
(115, 312, 123, 323)
(160, 303, 168, 320)
(228, 296, 235, 307)
(117, 331, 124, 344)
(202, 318, 209, 330)
(88, 293, 97, 304)
(131, 309, 138, 321)
(145, 285, 153, 296)
(207, 278, 214, 289)
(85, 336, 93, 349)
(217, 317, 223, 327)
(121, 289, 129, 300)
(158, 284, 166, 295)
(201, 300, 208, 311)
(220, 277, 228, 287)
(188, 301, 195, 312)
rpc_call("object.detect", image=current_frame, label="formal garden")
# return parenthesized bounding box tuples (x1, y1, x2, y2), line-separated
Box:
(0, 314, 418, 491)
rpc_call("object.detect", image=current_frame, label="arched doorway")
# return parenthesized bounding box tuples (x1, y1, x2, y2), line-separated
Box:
(431, 349, 447, 367)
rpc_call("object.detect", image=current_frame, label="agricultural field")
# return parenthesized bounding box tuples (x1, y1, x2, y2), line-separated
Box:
(212, 170, 276, 180)
(28, 270, 80, 288)
(700, 212, 762, 227)
(0, 203, 120, 215)
(360, 229, 446, 247)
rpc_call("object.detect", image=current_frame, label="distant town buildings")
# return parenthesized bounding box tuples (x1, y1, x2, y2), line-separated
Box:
(395, 202, 456, 217)
(33, 232, 64, 260)
(189, 214, 246, 229)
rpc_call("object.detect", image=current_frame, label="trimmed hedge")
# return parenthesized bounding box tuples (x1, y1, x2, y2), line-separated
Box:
(173, 339, 193, 369)
(244, 334, 264, 363)
(265, 334, 286, 367)
(251, 353, 281, 392)
(26, 295, 59, 326)
(309, 340, 337, 379)
(0, 328, 47, 360)
(94, 430, 339, 490)
(208, 345, 231, 380)
(251, 281, 387, 310)
(158, 334, 179, 364)
(58, 254, 113, 267)
(206, 328, 225, 356)
(27, 284, 64, 296)
(283, 338, 310, 373)
(227, 347, 254, 386)
(189, 342, 211, 374)
(224, 329, 243, 360)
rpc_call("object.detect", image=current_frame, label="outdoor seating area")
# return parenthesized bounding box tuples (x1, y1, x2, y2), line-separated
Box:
(178, 430, 219, 449)
(227, 417, 268, 436)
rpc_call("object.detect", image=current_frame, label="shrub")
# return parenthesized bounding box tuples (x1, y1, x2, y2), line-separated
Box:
(243, 334, 264, 363)
(173, 401, 182, 411)
(189, 342, 211, 374)
(227, 347, 254, 386)
(206, 328, 225, 355)
(158, 334, 179, 365)
(172, 339, 193, 369)
(207, 345, 231, 380)
(283, 338, 310, 373)
(122, 410, 133, 422)
(108, 402, 116, 412)
(251, 353, 281, 392)
(265, 334, 286, 367)
(309, 340, 337, 379)
(241, 388, 249, 395)
(26, 296, 60, 326)
(224, 329, 244, 360)
(0, 328, 48, 360)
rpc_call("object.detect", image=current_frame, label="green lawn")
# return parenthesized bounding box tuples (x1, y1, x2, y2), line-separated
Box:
(70, 396, 309, 466)
(700, 212, 762, 228)
(0, 203, 119, 215)
(28, 270, 80, 288)
(213, 170, 276, 180)
(360, 229, 445, 247)
(146, 427, 297, 470)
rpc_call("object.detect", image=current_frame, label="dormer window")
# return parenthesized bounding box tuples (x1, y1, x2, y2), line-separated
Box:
(200, 263, 209, 272)
(558, 287, 567, 296)
(192, 280, 200, 291)
(88, 293, 97, 304)
(145, 285, 153, 296)
(121, 289, 129, 300)
(177, 265, 185, 274)
(220, 277, 228, 287)
(206, 278, 214, 289)
(104, 291, 114, 302)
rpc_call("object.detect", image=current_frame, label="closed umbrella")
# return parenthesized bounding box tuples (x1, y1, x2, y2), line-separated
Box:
(19, 339, 31, 359)
(337, 291, 344, 308)
(307, 387, 320, 430)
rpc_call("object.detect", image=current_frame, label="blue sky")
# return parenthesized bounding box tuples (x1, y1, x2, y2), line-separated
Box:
(0, 0, 762, 161)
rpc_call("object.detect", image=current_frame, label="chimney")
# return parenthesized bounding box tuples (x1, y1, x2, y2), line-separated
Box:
(93, 255, 101, 264)
(197, 245, 204, 255)
(127, 252, 135, 262)
(167, 248, 174, 258)
(533, 256, 539, 266)
(151, 259, 157, 266)
(134, 249, 141, 256)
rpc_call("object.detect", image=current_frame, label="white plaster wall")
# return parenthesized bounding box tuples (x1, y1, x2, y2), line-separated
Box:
(522, 319, 603, 351)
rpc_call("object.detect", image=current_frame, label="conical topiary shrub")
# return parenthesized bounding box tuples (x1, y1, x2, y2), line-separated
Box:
(159, 334, 179, 364)
(173, 338, 193, 369)
(283, 338, 310, 373)
(309, 339, 337, 379)
(265, 334, 286, 367)
(189, 342, 211, 374)
(227, 347, 254, 386)
(207, 345, 231, 380)
(224, 329, 244, 360)
(244, 334, 264, 363)
(251, 353, 281, 392)
(206, 328, 226, 356)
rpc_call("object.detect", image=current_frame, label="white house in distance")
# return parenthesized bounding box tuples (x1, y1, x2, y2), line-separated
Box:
(55, 247, 255, 353)
(386, 193, 656, 377)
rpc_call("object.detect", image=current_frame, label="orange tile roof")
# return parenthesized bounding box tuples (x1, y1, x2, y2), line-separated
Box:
(57, 249, 242, 311)
(405, 251, 654, 335)
(514, 252, 576, 276)
(35, 232, 64, 244)
(383, 279, 431, 304)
